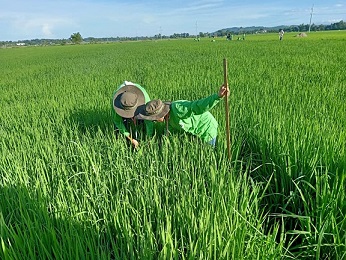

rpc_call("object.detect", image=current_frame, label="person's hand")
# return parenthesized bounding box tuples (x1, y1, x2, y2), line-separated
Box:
(131, 138, 139, 149)
(127, 136, 139, 149)
(218, 84, 230, 98)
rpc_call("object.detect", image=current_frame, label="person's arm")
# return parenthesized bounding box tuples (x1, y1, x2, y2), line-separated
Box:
(113, 110, 140, 147)
(191, 93, 221, 114)
(173, 85, 229, 118)
(173, 94, 220, 119)
(113, 111, 130, 137)
(113, 112, 139, 148)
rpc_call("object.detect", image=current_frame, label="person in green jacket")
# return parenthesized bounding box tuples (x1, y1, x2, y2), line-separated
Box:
(112, 81, 153, 148)
(136, 84, 229, 146)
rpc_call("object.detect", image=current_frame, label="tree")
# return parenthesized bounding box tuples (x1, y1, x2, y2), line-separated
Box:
(199, 32, 206, 38)
(70, 32, 83, 44)
(334, 20, 346, 30)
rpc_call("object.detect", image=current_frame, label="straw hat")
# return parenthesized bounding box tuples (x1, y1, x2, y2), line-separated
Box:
(136, 99, 171, 120)
(113, 85, 145, 118)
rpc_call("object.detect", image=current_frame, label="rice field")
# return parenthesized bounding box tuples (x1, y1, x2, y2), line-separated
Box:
(0, 31, 345, 259)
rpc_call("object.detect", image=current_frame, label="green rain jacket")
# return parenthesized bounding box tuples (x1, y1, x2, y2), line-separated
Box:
(168, 93, 222, 142)
(111, 82, 153, 137)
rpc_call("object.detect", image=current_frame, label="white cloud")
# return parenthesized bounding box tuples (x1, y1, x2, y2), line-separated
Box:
(42, 23, 53, 37)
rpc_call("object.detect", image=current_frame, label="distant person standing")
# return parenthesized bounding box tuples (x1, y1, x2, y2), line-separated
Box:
(279, 29, 284, 41)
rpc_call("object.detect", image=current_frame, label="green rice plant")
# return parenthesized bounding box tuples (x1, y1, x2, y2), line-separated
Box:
(0, 30, 345, 259)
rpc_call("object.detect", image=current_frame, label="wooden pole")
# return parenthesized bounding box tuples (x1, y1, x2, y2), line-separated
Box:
(223, 58, 231, 159)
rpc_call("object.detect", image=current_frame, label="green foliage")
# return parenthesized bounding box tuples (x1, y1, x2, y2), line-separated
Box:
(70, 32, 83, 44)
(0, 31, 345, 259)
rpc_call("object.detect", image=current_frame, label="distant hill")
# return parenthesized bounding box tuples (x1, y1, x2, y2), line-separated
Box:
(213, 21, 346, 35)
(214, 25, 292, 34)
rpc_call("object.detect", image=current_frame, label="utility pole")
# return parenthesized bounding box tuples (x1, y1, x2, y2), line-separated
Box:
(309, 4, 314, 32)
(195, 21, 198, 38)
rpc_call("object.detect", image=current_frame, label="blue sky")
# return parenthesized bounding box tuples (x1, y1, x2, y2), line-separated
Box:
(1, 0, 345, 41)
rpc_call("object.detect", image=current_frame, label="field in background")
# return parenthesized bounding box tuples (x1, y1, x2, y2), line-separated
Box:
(1, 31, 345, 259)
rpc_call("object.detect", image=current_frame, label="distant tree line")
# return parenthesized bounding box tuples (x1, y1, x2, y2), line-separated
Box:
(214, 20, 346, 36)
(1, 20, 345, 47)
(270, 20, 346, 33)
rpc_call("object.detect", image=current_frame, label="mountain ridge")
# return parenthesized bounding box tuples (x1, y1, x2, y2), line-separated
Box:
(214, 25, 292, 34)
